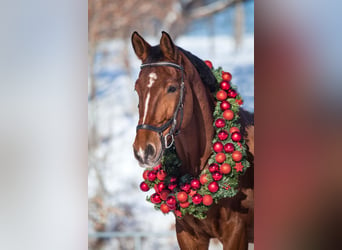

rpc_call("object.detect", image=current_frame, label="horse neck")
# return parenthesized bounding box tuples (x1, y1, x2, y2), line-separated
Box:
(174, 55, 214, 177)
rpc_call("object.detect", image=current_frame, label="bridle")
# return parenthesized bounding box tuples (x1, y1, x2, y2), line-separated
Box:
(136, 61, 185, 149)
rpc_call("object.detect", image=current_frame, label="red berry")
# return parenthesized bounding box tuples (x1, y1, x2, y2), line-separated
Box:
(213, 141, 224, 153)
(224, 143, 235, 153)
(220, 81, 231, 90)
(215, 152, 226, 163)
(160, 203, 170, 213)
(140, 182, 150, 192)
(151, 193, 161, 204)
(220, 101, 231, 111)
(200, 174, 209, 185)
(215, 118, 225, 128)
(157, 170, 167, 181)
(190, 179, 201, 190)
(220, 163, 231, 174)
(174, 210, 182, 217)
(181, 183, 191, 193)
(170, 177, 177, 182)
(179, 202, 190, 208)
(231, 132, 242, 142)
(204, 60, 213, 69)
(208, 182, 219, 193)
(222, 71, 232, 82)
(203, 194, 213, 206)
(228, 89, 237, 98)
(148, 171, 157, 181)
(212, 171, 223, 181)
(232, 151, 243, 162)
(223, 110, 234, 120)
(217, 130, 228, 141)
(177, 191, 188, 203)
(209, 163, 219, 173)
(216, 90, 227, 101)
(168, 182, 177, 191)
(192, 194, 203, 205)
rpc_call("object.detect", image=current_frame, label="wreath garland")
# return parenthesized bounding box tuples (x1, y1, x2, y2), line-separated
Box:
(139, 61, 250, 219)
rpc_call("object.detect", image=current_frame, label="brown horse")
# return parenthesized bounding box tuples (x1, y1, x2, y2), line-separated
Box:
(132, 31, 254, 250)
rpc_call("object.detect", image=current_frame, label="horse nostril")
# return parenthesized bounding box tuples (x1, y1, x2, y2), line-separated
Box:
(145, 144, 155, 160)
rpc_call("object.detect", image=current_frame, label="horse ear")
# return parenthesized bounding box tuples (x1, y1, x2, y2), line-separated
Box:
(160, 31, 177, 60)
(131, 31, 151, 61)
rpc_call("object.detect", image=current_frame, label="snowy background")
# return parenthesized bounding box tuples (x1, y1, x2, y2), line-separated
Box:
(88, 1, 254, 249)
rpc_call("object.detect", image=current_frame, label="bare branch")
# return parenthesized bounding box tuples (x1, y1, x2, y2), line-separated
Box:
(189, 0, 244, 19)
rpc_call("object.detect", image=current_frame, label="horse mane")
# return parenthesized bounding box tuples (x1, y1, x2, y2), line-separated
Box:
(145, 45, 218, 93)
(178, 47, 218, 93)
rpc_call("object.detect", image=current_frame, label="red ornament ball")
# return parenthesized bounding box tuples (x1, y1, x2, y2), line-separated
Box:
(229, 126, 240, 134)
(160, 190, 170, 200)
(153, 164, 162, 171)
(190, 179, 201, 190)
(177, 191, 188, 203)
(203, 194, 213, 206)
(213, 141, 223, 153)
(155, 182, 166, 193)
(224, 143, 235, 153)
(179, 201, 190, 208)
(216, 90, 227, 101)
(220, 163, 231, 174)
(166, 195, 177, 206)
(208, 181, 219, 193)
(204, 60, 213, 69)
(215, 152, 226, 163)
(215, 118, 226, 128)
(160, 203, 170, 213)
(147, 171, 157, 181)
(151, 193, 161, 204)
(232, 151, 243, 162)
(231, 132, 242, 142)
(200, 174, 209, 185)
(140, 182, 150, 192)
(222, 71, 232, 82)
(217, 130, 228, 141)
(142, 170, 149, 180)
(220, 81, 231, 90)
(212, 171, 223, 181)
(209, 163, 219, 173)
(223, 110, 234, 121)
(220, 101, 231, 111)
(157, 170, 167, 181)
(192, 194, 203, 205)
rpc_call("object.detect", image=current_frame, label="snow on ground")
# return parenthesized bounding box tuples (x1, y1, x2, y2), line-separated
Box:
(89, 34, 254, 249)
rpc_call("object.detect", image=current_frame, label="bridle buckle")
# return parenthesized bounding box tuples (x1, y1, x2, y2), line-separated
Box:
(164, 133, 174, 149)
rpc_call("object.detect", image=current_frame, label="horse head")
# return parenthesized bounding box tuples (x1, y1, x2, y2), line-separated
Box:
(131, 31, 194, 168)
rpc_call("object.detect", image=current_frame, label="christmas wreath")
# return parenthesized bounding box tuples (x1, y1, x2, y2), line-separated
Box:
(139, 61, 250, 219)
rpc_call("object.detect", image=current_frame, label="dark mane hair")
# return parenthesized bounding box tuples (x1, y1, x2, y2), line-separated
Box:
(178, 47, 218, 93)
(145, 45, 218, 93)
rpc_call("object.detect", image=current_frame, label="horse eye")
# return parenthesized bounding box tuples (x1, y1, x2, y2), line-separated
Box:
(167, 86, 177, 93)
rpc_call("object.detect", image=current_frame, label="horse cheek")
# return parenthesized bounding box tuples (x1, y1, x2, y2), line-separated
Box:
(182, 87, 193, 128)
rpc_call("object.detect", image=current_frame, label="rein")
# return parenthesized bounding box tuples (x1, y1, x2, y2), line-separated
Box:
(136, 62, 185, 149)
